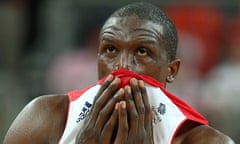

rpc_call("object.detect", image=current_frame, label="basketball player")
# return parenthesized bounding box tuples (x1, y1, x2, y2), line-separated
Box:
(3, 2, 235, 144)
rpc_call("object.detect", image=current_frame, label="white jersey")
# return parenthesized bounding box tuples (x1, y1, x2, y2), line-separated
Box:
(59, 69, 208, 144)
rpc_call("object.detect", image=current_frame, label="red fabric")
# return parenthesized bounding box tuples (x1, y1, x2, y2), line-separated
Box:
(98, 68, 164, 88)
(160, 88, 208, 125)
(68, 86, 92, 101)
(99, 69, 208, 125)
(67, 69, 208, 143)
(69, 69, 208, 125)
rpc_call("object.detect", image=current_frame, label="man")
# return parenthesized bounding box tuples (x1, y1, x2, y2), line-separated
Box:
(3, 2, 235, 144)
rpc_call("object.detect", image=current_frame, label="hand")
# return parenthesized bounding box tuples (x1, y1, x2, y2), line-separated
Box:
(114, 78, 153, 144)
(76, 75, 125, 144)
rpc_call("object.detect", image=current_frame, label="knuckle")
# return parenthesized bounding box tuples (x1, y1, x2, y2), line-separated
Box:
(132, 112, 138, 120)
(99, 110, 106, 118)
(91, 128, 99, 138)
(128, 100, 135, 107)
(122, 124, 128, 131)
(138, 105, 145, 114)
(95, 99, 102, 108)
(111, 95, 118, 102)
(104, 123, 110, 129)
(112, 94, 123, 103)
(109, 83, 118, 90)
(84, 126, 92, 135)
(104, 122, 112, 130)
(137, 131, 146, 142)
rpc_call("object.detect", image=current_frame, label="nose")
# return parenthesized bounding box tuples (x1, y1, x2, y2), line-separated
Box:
(116, 52, 132, 70)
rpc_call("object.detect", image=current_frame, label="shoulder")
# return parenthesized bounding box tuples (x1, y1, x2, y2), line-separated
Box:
(32, 94, 69, 112)
(4, 94, 69, 144)
(174, 125, 235, 144)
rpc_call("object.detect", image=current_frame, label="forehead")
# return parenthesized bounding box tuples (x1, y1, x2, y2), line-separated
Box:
(101, 16, 164, 41)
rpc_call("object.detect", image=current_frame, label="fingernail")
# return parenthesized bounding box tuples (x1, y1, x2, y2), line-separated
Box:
(139, 80, 145, 87)
(121, 101, 126, 109)
(106, 74, 113, 81)
(124, 85, 131, 93)
(112, 77, 120, 85)
(115, 103, 119, 110)
(116, 77, 120, 82)
(131, 78, 137, 85)
(118, 88, 124, 94)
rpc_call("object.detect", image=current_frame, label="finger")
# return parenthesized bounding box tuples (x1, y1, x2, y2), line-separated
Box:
(90, 74, 114, 114)
(95, 77, 121, 107)
(124, 85, 138, 135)
(130, 78, 145, 129)
(89, 77, 121, 127)
(94, 88, 124, 133)
(80, 75, 114, 132)
(139, 80, 151, 130)
(93, 74, 114, 103)
(100, 102, 119, 143)
(114, 101, 128, 144)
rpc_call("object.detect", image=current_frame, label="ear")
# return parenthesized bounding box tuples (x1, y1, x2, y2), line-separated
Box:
(166, 59, 181, 83)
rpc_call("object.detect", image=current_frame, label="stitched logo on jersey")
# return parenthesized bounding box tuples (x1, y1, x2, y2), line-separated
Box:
(158, 103, 166, 115)
(76, 101, 92, 123)
(152, 103, 166, 125)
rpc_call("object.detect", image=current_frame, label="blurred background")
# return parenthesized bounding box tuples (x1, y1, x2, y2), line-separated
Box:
(0, 0, 239, 142)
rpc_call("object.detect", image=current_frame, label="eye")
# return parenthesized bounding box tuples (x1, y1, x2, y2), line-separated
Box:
(106, 45, 117, 54)
(137, 47, 149, 56)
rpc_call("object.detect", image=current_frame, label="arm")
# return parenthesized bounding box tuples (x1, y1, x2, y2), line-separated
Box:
(174, 125, 235, 144)
(3, 95, 68, 144)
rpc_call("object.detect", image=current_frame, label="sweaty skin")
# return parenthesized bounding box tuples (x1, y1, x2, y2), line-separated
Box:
(3, 16, 235, 144)
(98, 16, 171, 84)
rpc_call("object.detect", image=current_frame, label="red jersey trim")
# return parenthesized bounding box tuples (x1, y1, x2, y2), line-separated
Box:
(160, 87, 208, 125)
(62, 86, 94, 136)
(68, 86, 92, 101)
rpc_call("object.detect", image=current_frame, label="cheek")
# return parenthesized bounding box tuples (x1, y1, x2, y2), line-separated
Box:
(97, 57, 115, 79)
(155, 67, 168, 82)
(135, 61, 168, 82)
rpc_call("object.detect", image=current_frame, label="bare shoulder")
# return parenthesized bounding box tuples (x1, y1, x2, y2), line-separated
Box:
(3, 94, 69, 144)
(174, 125, 235, 144)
